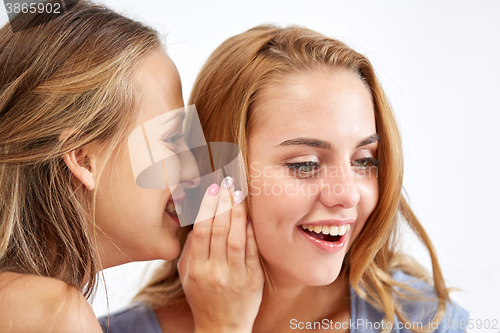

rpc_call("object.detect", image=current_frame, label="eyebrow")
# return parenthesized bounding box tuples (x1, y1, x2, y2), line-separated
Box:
(276, 134, 380, 150)
(357, 134, 380, 148)
(162, 109, 186, 124)
(276, 138, 332, 150)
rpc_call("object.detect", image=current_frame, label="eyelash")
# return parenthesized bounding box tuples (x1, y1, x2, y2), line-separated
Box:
(163, 133, 184, 146)
(286, 158, 380, 176)
(351, 157, 380, 168)
(286, 161, 321, 174)
(286, 161, 321, 178)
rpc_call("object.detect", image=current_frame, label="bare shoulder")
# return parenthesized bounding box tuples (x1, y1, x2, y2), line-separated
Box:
(0, 272, 102, 333)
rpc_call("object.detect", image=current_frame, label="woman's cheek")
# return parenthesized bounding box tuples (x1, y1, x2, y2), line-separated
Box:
(363, 175, 379, 214)
(164, 156, 182, 189)
(355, 177, 378, 234)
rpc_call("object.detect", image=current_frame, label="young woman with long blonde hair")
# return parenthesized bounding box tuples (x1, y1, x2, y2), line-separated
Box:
(107, 25, 469, 332)
(0, 2, 263, 332)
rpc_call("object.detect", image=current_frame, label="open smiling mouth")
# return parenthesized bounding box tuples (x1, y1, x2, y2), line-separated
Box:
(299, 224, 350, 242)
(165, 200, 178, 218)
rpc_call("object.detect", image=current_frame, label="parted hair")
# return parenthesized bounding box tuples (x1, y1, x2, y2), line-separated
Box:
(0, 0, 160, 297)
(136, 25, 450, 332)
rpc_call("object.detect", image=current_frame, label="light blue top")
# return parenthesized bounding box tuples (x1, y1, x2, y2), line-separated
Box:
(349, 270, 468, 332)
(99, 271, 468, 333)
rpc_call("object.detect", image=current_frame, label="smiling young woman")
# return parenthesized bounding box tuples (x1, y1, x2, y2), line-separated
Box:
(246, 67, 380, 289)
(120, 25, 469, 333)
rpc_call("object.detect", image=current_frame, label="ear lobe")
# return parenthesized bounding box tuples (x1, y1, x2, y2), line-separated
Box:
(63, 149, 96, 191)
(60, 129, 97, 191)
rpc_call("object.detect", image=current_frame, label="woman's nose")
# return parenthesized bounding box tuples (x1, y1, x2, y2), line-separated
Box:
(319, 163, 361, 209)
(179, 148, 201, 189)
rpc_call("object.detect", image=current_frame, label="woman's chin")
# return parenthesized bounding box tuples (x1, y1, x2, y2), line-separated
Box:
(269, 260, 344, 287)
(301, 268, 343, 287)
(146, 230, 181, 261)
(159, 237, 181, 261)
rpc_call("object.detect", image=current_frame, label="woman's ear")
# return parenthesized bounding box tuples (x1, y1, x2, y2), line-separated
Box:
(60, 129, 97, 191)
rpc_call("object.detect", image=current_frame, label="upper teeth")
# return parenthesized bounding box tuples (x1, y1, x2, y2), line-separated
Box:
(166, 202, 177, 215)
(301, 224, 350, 236)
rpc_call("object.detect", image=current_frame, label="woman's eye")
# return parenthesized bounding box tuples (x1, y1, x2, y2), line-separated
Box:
(351, 157, 380, 168)
(286, 161, 320, 174)
(162, 134, 184, 146)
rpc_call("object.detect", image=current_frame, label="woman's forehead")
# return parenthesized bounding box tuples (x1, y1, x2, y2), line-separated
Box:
(249, 68, 375, 137)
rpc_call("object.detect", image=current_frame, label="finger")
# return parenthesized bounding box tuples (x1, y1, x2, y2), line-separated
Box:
(209, 176, 234, 263)
(227, 191, 247, 270)
(245, 220, 261, 270)
(190, 183, 220, 262)
(177, 231, 193, 279)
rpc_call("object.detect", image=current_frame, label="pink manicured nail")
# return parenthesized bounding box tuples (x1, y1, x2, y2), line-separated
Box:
(232, 190, 243, 205)
(222, 176, 233, 189)
(208, 183, 219, 195)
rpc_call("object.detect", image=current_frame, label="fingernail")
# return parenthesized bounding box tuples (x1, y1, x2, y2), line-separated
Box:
(208, 183, 219, 195)
(246, 217, 250, 225)
(222, 176, 233, 189)
(232, 190, 243, 205)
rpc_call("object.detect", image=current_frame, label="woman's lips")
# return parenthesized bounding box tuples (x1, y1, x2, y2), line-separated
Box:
(298, 219, 356, 228)
(297, 222, 352, 253)
(165, 204, 181, 225)
(167, 213, 180, 225)
(170, 194, 186, 205)
(165, 194, 186, 211)
(165, 196, 185, 224)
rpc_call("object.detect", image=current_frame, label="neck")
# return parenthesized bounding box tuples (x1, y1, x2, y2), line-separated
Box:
(253, 267, 350, 332)
(95, 237, 131, 270)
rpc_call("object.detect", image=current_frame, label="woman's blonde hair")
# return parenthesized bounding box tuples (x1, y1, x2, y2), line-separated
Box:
(0, 0, 160, 297)
(136, 25, 450, 332)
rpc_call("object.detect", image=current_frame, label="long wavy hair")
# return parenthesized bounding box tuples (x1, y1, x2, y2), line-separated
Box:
(0, 0, 160, 297)
(136, 25, 450, 332)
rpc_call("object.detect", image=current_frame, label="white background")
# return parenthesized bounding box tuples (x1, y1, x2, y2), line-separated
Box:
(1, 1, 499, 332)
